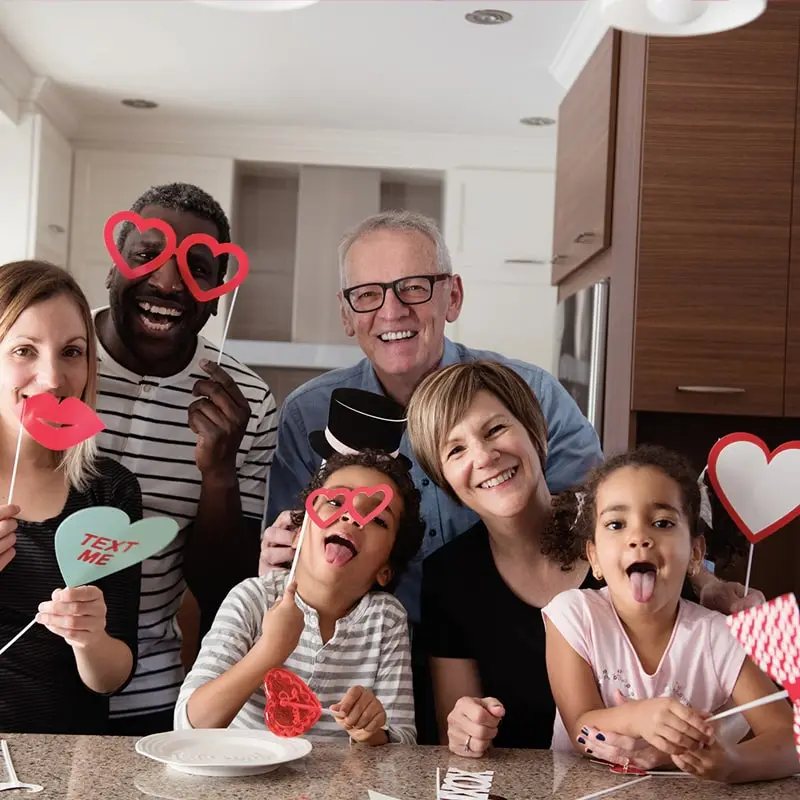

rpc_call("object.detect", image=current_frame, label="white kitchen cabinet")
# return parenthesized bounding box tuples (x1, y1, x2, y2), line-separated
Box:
(443, 167, 558, 373)
(69, 149, 235, 346)
(0, 112, 72, 268)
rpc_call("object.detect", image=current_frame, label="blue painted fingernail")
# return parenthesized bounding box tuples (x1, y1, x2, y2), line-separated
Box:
(577, 737, 585, 744)
(586, 749, 593, 755)
(581, 728, 589, 736)
(596, 733, 606, 741)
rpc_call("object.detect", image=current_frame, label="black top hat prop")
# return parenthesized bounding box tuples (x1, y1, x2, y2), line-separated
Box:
(309, 388, 411, 470)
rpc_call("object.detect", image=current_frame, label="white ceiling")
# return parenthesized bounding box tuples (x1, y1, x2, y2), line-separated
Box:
(0, 0, 585, 136)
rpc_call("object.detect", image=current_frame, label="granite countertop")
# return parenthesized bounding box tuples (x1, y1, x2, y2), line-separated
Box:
(0, 734, 797, 800)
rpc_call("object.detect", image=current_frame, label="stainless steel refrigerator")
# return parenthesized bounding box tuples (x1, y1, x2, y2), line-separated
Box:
(553, 278, 609, 445)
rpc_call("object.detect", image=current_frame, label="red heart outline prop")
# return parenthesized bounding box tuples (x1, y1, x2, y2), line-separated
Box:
(103, 212, 177, 280)
(707, 432, 800, 544)
(176, 234, 249, 302)
(263, 668, 321, 738)
(304, 484, 394, 529)
(21, 394, 105, 450)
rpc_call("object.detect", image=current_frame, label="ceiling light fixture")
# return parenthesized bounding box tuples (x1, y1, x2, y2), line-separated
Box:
(194, 1, 319, 10)
(465, 9, 513, 26)
(121, 99, 158, 110)
(520, 116, 556, 127)
(600, 0, 766, 37)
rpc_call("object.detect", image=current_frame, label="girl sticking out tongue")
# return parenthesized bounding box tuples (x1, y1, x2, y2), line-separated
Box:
(540, 446, 798, 784)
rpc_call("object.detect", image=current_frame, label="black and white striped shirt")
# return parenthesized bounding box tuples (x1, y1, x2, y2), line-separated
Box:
(175, 571, 416, 743)
(93, 311, 278, 719)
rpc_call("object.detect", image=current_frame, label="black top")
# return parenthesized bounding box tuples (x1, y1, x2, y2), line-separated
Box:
(0, 458, 142, 734)
(420, 521, 602, 749)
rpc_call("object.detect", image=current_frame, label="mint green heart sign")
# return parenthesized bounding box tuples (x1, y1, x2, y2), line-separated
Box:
(55, 507, 179, 587)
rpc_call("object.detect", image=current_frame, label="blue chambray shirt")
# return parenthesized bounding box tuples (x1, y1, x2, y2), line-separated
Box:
(266, 338, 604, 625)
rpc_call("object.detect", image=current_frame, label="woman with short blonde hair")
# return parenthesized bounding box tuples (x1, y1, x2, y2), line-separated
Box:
(406, 360, 598, 756)
(0, 260, 143, 735)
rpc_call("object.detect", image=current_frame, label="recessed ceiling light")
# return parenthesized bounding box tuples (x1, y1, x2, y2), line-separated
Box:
(520, 116, 556, 127)
(121, 99, 158, 110)
(465, 9, 513, 25)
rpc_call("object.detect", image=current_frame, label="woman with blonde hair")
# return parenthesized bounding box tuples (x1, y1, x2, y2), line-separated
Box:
(406, 360, 734, 760)
(0, 260, 142, 734)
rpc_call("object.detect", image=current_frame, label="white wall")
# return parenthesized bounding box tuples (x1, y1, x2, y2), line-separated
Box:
(0, 114, 34, 266)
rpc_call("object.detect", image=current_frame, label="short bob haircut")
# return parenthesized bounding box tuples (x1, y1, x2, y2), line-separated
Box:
(406, 360, 548, 504)
(0, 260, 99, 490)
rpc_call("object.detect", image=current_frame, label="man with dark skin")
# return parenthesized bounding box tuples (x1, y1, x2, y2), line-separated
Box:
(93, 183, 277, 735)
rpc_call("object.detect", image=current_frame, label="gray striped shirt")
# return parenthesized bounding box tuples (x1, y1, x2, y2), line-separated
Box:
(93, 308, 278, 718)
(174, 572, 416, 744)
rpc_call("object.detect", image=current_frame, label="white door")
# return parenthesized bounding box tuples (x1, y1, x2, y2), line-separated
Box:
(443, 168, 558, 373)
(69, 150, 235, 346)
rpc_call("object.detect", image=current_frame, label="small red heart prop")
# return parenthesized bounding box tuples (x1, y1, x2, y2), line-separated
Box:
(21, 394, 105, 450)
(609, 764, 647, 776)
(304, 484, 394, 530)
(104, 212, 177, 280)
(264, 668, 321, 738)
(176, 234, 249, 302)
(707, 433, 800, 544)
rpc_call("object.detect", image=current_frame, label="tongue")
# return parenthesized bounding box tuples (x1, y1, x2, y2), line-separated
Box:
(630, 570, 656, 603)
(325, 543, 355, 567)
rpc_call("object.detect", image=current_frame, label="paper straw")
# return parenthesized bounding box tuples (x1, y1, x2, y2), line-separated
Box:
(436, 767, 440, 800)
(0, 618, 36, 659)
(707, 689, 789, 722)
(286, 514, 309, 585)
(216, 285, 240, 366)
(575, 775, 651, 800)
(743, 543, 754, 596)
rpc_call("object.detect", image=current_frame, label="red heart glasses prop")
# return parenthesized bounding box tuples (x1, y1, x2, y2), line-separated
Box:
(21, 394, 105, 451)
(724, 594, 800, 759)
(707, 433, 800, 545)
(103, 212, 177, 281)
(103, 213, 249, 302)
(264, 668, 323, 738)
(304, 485, 394, 530)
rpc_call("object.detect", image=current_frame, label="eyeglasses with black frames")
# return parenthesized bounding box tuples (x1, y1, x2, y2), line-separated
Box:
(342, 273, 450, 313)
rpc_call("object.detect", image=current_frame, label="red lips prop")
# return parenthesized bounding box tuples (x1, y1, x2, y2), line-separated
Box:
(21, 394, 105, 450)
(304, 485, 394, 530)
(264, 668, 322, 738)
(104, 213, 249, 302)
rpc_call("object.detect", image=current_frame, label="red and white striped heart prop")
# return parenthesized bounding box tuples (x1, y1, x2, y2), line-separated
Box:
(726, 594, 800, 757)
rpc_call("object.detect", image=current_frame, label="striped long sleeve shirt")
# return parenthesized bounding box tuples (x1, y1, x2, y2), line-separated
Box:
(174, 572, 416, 744)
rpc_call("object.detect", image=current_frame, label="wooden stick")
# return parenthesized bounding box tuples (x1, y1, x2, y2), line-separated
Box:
(707, 689, 789, 722)
(216, 285, 240, 366)
(286, 514, 309, 585)
(0, 618, 36, 659)
(575, 775, 651, 800)
(7, 407, 25, 506)
(743, 543, 754, 596)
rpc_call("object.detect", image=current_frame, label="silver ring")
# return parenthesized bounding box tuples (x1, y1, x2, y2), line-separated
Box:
(464, 734, 472, 752)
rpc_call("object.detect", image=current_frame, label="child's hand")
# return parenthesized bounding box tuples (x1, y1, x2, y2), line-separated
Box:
(0, 504, 19, 572)
(633, 698, 714, 754)
(36, 586, 107, 648)
(330, 686, 387, 743)
(576, 725, 672, 770)
(260, 581, 304, 664)
(672, 739, 736, 782)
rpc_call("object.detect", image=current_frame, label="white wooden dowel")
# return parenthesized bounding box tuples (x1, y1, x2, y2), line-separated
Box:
(707, 689, 789, 722)
(575, 775, 651, 800)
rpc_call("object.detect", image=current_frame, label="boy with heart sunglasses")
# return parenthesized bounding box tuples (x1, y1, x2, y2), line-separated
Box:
(175, 449, 425, 744)
(542, 445, 798, 782)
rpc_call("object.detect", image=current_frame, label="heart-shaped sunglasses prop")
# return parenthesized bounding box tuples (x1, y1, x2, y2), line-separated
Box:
(103, 211, 249, 364)
(702, 594, 800, 759)
(286, 484, 394, 584)
(707, 433, 800, 594)
(0, 507, 179, 659)
(263, 668, 343, 738)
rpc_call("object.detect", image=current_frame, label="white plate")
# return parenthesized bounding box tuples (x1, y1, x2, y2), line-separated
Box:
(135, 729, 312, 777)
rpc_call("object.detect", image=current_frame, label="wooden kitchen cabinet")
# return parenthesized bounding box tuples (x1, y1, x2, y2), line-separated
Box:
(631, 14, 800, 417)
(551, 29, 619, 284)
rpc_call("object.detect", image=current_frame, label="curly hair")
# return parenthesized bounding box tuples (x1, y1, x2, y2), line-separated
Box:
(116, 182, 232, 278)
(540, 444, 748, 570)
(289, 450, 425, 592)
